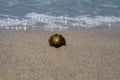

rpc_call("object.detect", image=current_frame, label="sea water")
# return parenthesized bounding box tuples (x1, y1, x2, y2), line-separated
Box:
(0, 0, 120, 31)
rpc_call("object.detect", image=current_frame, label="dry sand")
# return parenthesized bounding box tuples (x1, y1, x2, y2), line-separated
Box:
(0, 29, 120, 80)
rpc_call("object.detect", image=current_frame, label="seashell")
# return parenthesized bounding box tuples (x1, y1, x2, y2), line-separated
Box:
(48, 34, 66, 48)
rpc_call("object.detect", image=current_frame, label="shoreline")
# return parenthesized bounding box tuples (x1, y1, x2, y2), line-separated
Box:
(0, 29, 120, 80)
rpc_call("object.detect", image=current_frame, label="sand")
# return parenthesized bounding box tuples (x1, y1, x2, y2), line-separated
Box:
(0, 29, 120, 80)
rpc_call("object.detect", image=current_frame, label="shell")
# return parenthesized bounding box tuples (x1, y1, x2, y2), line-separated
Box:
(48, 34, 66, 48)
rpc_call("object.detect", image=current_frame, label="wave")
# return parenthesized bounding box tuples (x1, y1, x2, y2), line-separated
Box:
(0, 12, 120, 31)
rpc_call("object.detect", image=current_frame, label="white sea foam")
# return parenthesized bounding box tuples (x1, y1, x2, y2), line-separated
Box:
(0, 12, 120, 31)
(0, 18, 33, 31)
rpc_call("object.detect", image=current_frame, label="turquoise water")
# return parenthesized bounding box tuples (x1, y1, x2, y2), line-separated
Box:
(0, 0, 120, 31)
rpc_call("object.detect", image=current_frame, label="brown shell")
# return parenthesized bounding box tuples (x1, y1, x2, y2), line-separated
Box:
(48, 34, 66, 48)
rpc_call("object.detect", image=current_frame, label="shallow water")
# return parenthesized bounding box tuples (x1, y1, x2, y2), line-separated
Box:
(0, 0, 120, 31)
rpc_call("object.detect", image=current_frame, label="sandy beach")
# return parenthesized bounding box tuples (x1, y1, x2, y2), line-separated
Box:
(0, 29, 120, 80)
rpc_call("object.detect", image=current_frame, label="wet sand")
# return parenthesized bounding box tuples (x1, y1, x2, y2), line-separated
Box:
(0, 29, 120, 80)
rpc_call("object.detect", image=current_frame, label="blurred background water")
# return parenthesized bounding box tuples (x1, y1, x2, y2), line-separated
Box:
(0, 0, 120, 31)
